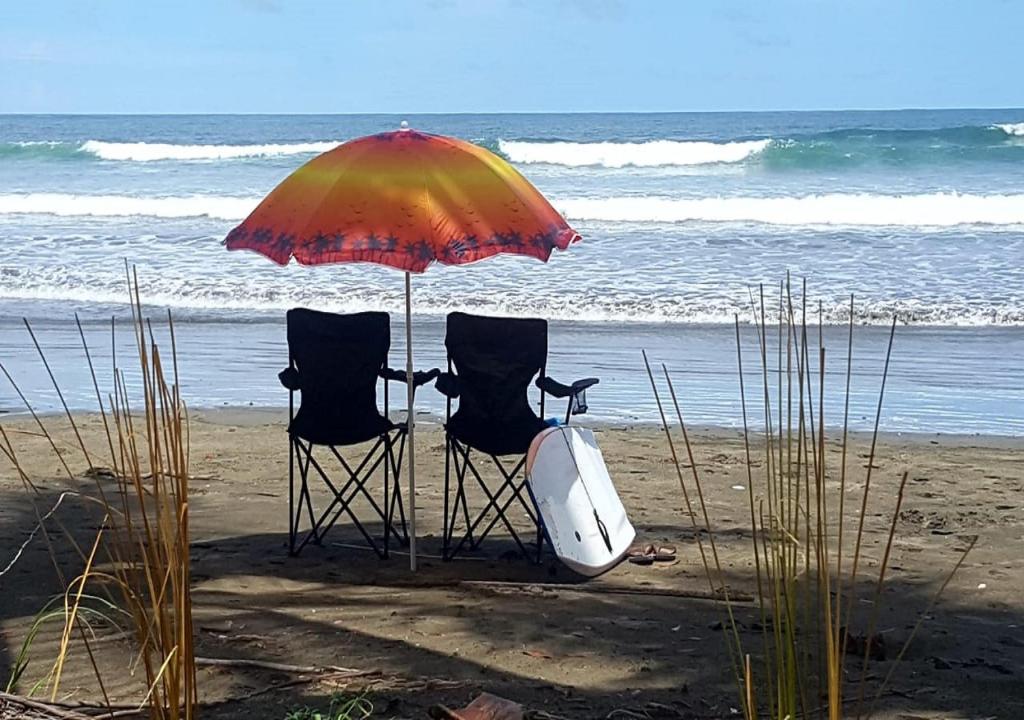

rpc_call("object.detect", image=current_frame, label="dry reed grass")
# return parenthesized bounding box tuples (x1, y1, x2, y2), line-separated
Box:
(1, 266, 196, 719)
(645, 278, 975, 720)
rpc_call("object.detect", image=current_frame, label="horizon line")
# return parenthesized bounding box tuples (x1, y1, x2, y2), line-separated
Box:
(2, 105, 1023, 117)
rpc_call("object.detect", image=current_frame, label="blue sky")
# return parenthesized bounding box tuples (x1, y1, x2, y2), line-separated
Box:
(1, 0, 1020, 113)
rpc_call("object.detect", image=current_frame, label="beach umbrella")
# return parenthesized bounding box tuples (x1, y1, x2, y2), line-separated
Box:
(224, 123, 580, 570)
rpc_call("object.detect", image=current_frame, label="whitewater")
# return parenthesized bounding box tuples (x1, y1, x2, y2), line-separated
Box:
(79, 139, 342, 162)
(498, 138, 771, 167)
(1, 110, 1022, 431)
(4, 190, 1024, 228)
(2, 110, 1023, 329)
(4, 118, 1023, 167)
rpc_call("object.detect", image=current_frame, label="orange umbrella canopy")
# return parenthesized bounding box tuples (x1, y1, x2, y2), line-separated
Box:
(225, 128, 580, 272)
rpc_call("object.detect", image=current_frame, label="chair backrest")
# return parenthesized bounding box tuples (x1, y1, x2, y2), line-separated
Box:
(445, 311, 547, 426)
(286, 308, 390, 440)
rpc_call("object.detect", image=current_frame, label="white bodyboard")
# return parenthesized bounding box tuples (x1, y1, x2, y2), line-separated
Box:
(526, 426, 636, 576)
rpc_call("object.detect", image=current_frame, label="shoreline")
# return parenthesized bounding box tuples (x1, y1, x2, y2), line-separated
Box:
(3, 309, 1023, 436)
(6, 406, 1024, 448)
(151, 405, 1024, 446)
(7, 296, 1024, 329)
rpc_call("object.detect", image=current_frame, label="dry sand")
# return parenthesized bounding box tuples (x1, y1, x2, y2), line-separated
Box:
(1, 409, 1021, 719)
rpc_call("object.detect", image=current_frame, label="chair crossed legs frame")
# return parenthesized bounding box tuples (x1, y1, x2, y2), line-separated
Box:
(443, 437, 544, 563)
(288, 426, 409, 558)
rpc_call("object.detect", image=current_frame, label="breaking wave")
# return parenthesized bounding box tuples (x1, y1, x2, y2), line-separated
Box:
(0, 193, 258, 220)
(78, 140, 340, 161)
(498, 138, 771, 167)
(0, 140, 339, 162)
(499, 124, 1024, 169)
(3, 122, 1023, 168)
(994, 122, 1024, 136)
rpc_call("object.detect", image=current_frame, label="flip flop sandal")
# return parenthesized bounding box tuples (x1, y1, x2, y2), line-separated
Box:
(653, 545, 677, 562)
(627, 543, 656, 565)
(628, 554, 654, 565)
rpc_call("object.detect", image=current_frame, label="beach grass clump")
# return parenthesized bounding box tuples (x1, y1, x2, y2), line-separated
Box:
(4, 593, 126, 698)
(0, 266, 197, 719)
(645, 279, 975, 720)
(283, 692, 374, 720)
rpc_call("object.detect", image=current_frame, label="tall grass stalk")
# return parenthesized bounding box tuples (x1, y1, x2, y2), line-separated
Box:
(646, 281, 975, 720)
(1, 268, 197, 719)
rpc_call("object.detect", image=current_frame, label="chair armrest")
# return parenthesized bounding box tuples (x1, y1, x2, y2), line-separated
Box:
(381, 367, 441, 388)
(279, 367, 301, 391)
(537, 376, 599, 421)
(536, 376, 599, 398)
(380, 367, 405, 383)
(434, 372, 461, 398)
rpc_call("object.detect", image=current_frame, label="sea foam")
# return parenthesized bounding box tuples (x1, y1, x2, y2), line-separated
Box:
(4, 191, 1024, 228)
(994, 123, 1024, 137)
(0, 193, 257, 220)
(557, 192, 1024, 227)
(3, 272, 1022, 327)
(79, 140, 340, 162)
(498, 138, 771, 167)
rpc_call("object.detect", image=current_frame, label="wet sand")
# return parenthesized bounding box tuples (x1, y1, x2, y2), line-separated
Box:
(1, 409, 1022, 719)
(3, 309, 1024, 435)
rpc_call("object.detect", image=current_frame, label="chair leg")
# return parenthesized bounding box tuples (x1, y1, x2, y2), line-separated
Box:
(388, 431, 409, 544)
(447, 440, 478, 557)
(475, 478, 530, 549)
(292, 439, 324, 554)
(530, 481, 545, 564)
(456, 444, 474, 547)
(309, 447, 375, 539)
(445, 440, 469, 558)
(294, 436, 409, 561)
(442, 433, 451, 559)
(450, 451, 532, 560)
(444, 438, 476, 558)
(536, 509, 545, 565)
(330, 442, 390, 520)
(300, 441, 320, 543)
(383, 434, 390, 559)
(288, 434, 296, 556)
(288, 437, 405, 559)
(470, 456, 534, 539)
(319, 445, 388, 558)
(445, 445, 543, 563)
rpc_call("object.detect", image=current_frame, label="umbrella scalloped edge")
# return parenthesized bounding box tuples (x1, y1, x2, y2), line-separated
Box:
(224, 224, 580, 273)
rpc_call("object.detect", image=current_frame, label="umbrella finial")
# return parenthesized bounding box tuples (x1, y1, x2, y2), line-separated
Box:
(400, 120, 410, 131)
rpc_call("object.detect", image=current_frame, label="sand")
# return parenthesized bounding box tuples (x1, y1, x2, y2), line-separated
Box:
(1, 409, 1021, 719)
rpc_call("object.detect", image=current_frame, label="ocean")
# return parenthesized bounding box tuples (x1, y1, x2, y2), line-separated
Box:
(1, 111, 1022, 434)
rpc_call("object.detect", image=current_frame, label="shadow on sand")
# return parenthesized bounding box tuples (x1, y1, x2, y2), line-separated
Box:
(2, 479, 1021, 719)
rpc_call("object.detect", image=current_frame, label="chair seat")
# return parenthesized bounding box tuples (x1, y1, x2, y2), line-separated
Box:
(289, 409, 398, 446)
(447, 410, 548, 456)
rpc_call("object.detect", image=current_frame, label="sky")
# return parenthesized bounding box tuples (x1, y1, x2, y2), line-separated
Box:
(1, 0, 1021, 114)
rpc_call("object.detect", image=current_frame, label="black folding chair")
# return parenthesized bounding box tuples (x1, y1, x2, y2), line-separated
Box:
(435, 311, 598, 562)
(280, 308, 433, 558)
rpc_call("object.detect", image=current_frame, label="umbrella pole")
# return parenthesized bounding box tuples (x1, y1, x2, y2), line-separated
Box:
(405, 271, 417, 572)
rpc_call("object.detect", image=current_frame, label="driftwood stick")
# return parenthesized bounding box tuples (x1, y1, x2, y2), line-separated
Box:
(0, 691, 95, 720)
(66, 708, 141, 719)
(458, 580, 754, 602)
(45, 704, 140, 716)
(194, 656, 369, 675)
